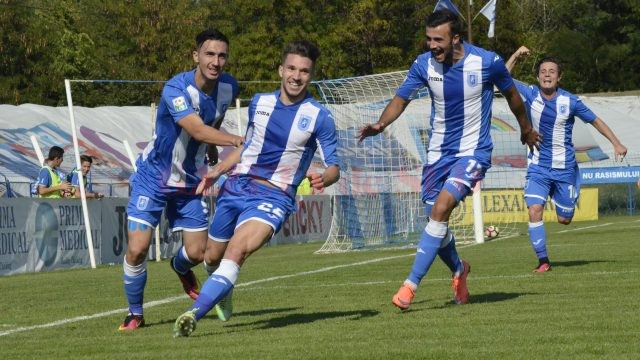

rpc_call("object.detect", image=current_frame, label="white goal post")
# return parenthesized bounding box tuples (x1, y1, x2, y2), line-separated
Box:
(313, 71, 525, 253)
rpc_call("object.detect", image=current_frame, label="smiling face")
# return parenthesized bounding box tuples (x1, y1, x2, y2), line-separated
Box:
(80, 160, 91, 176)
(537, 60, 561, 95)
(426, 22, 460, 65)
(193, 39, 228, 86)
(279, 54, 314, 105)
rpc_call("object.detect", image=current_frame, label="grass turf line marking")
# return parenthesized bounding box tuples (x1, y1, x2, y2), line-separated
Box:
(0, 295, 186, 337)
(242, 269, 640, 290)
(0, 253, 422, 338)
(0, 224, 630, 338)
(557, 223, 613, 233)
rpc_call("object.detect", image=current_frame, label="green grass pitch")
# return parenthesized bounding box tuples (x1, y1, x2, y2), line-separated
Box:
(1, 215, 639, 359)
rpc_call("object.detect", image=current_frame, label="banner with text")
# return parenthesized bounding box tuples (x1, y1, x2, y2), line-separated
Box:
(0, 199, 101, 275)
(271, 195, 332, 245)
(450, 188, 598, 225)
(580, 166, 640, 184)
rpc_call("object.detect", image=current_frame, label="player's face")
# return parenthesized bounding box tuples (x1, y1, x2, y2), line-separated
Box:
(193, 39, 228, 82)
(81, 161, 91, 176)
(426, 23, 459, 64)
(537, 61, 561, 93)
(279, 54, 314, 105)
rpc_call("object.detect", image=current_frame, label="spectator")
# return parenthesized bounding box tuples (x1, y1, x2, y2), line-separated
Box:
(68, 155, 104, 199)
(35, 146, 72, 198)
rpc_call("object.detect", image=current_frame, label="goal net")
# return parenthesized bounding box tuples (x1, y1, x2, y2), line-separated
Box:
(313, 71, 526, 253)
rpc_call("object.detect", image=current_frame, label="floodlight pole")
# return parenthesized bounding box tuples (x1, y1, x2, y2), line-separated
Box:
(65, 79, 97, 269)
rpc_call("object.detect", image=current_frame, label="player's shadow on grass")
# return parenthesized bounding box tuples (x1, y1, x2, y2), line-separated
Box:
(226, 309, 379, 330)
(151, 307, 301, 328)
(468, 292, 525, 304)
(390, 292, 523, 313)
(551, 260, 610, 268)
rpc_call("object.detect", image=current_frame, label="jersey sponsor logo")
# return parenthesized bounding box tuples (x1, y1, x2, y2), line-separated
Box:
(256, 110, 271, 117)
(467, 73, 479, 87)
(428, 75, 443, 82)
(298, 115, 312, 131)
(172, 96, 188, 112)
(136, 196, 150, 210)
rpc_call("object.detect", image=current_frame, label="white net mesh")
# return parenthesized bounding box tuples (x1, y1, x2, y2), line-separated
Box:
(313, 71, 525, 253)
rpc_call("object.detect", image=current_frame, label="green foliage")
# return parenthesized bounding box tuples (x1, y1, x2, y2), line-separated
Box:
(1, 215, 639, 358)
(1, 0, 638, 106)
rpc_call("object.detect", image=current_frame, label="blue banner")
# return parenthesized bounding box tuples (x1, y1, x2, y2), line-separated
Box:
(580, 166, 640, 184)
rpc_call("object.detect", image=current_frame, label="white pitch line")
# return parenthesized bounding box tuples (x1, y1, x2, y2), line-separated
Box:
(2, 231, 630, 338)
(557, 223, 613, 233)
(0, 295, 185, 337)
(243, 269, 640, 290)
(0, 252, 421, 338)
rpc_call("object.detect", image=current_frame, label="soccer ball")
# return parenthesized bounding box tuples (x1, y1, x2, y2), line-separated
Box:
(484, 225, 500, 239)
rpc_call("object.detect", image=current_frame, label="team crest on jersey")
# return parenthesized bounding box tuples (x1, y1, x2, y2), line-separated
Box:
(136, 196, 150, 210)
(467, 73, 479, 87)
(172, 96, 188, 112)
(559, 104, 568, 115)
(298, 115, 312, 131)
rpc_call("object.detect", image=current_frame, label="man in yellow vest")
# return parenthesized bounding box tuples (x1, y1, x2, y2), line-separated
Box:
(35, 146, 72, 198)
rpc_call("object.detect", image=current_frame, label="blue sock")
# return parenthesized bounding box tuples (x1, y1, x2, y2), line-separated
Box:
(438, 231, 462, 274)
(190, 259, 240, 320)
(406, 219, 446, 286)
(528, 221, 548, 260)
(190, 274, 234, 320)
(173, 246, 196, 274)
(124, 272, 146, 315)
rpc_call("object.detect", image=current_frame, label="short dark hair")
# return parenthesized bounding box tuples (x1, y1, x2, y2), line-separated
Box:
(80, 155, 92, 164)
(47, 146, 64, 160)
(426, 9, 463, 38)
(195, 29, 229, 49)
(536, 57, 563, 76)
(282, 40, 320, 65)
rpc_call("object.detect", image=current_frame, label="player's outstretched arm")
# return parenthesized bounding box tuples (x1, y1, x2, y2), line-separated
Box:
(591, 118, 627, 161)
(178, 113, 243, 147)
(506, 46, 530, 73)
(357, 96, 409, 143)
(502, 85, 541, 152)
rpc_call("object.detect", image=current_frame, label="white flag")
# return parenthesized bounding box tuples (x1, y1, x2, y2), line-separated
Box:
(434, 0, 464, 19)
(479, 0, 497, 38)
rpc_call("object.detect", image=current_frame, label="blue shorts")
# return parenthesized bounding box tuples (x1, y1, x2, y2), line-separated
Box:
(208, 176, 295, 242)
(524, 164, 580, 218)
(421, 155, 490, 208)
(127, 173, 209, 231)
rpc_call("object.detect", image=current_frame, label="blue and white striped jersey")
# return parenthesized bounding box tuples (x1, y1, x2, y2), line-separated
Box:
(515, 83, 596, 169)
(232, 90, 339, 198)
(396, 42, 514, 165)
(135, 70, 238, 189)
